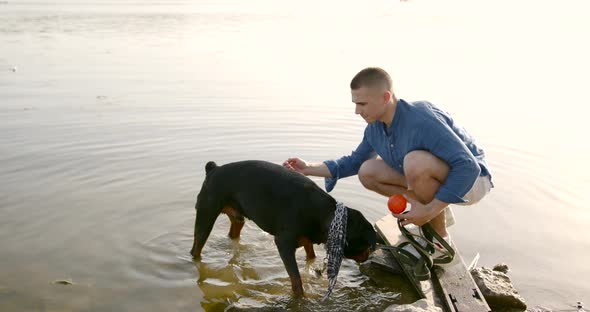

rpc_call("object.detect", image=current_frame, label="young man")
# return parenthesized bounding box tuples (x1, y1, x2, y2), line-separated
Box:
(283, 67, 492, 240)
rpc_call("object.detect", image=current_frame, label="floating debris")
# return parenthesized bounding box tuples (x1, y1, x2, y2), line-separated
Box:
(53, 279, 74, 285)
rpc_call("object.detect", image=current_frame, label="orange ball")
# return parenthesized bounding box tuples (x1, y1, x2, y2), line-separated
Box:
(388, 194, 407, 214)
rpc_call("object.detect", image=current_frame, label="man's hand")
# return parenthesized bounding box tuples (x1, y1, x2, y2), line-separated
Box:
(283, 157, 309, 175)
(392, 196, 447, 226)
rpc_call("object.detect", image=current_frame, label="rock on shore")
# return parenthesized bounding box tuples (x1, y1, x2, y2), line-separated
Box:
(470, 264, 527, 310)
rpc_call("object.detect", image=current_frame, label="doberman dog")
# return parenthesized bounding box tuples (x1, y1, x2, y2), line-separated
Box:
(191, 160, 376, 296)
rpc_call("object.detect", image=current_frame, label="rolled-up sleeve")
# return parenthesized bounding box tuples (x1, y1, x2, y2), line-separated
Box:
(323, 133, 376, 192)
(421, 121, 480, 204)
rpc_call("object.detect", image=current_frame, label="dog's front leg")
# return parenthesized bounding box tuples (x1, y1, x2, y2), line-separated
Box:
(275, 235, 304, 297)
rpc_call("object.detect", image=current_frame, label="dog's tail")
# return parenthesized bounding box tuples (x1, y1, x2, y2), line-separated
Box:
(205, 161, 218, 175)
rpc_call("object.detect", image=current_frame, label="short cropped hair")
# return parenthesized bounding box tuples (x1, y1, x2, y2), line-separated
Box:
(350, 67, 393, 92)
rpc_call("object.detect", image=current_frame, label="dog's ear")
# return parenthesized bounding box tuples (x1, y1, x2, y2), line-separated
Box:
(205, 161, 218, 175)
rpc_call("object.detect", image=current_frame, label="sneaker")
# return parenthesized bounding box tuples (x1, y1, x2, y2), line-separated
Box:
(433, 234, 452, 251)
(432, 235, 455, 262)
(402, 225, 454, 262)
(431, 235, 460, 268)
(404, 225, 450, 252)
(399, 225, 433, 259)
(395, 224, 423, 259)
(400, 240, 422, 260)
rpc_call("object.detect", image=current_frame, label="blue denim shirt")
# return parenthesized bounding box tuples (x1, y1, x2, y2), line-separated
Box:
(323, 99, 492, 204)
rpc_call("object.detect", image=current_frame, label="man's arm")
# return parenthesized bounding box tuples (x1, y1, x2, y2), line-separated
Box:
(283, 128, 376, 191)
(283, 158, 332, 177)
(394, 197, 449, 226)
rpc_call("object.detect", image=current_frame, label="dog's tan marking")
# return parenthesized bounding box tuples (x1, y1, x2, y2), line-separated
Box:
(297, 237, 316, 259)
(222, 205, 245, 239)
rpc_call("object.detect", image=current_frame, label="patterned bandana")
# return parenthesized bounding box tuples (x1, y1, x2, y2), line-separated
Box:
(322, 201, 348, 301)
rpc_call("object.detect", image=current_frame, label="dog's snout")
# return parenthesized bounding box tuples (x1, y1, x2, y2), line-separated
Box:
(190, 241, 202, 259)
(349, 248, 371, 263)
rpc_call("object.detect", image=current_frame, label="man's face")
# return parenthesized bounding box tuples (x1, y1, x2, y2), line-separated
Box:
(351, 86, 388, 124)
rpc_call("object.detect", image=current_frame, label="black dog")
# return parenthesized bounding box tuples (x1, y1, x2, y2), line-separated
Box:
(191, 160, 376, 296)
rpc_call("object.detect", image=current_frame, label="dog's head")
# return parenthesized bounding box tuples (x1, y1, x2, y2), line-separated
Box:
(343, 207, 376, 263)
(190, 161, 219, 258)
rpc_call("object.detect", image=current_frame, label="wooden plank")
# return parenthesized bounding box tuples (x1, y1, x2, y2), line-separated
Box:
(375, 214, 440, 307)
(375, 214, 491, 312)
(432, 244, 491, 312)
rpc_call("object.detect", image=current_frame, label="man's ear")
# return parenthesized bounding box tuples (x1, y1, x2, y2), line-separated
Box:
(383, 90, 392, 104)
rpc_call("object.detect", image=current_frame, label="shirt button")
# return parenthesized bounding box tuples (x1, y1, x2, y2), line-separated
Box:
(390, 144, 394, 148)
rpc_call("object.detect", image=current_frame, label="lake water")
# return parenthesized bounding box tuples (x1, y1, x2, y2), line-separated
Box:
(1, 0, 589, 311)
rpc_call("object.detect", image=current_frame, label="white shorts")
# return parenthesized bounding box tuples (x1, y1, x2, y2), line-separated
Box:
(456, 175, 493, 206)
(445, 175, 492, 226)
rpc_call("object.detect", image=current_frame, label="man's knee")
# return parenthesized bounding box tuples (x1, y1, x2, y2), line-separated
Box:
(358, 159, 379, 189)
(403, 150, 449, 184)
